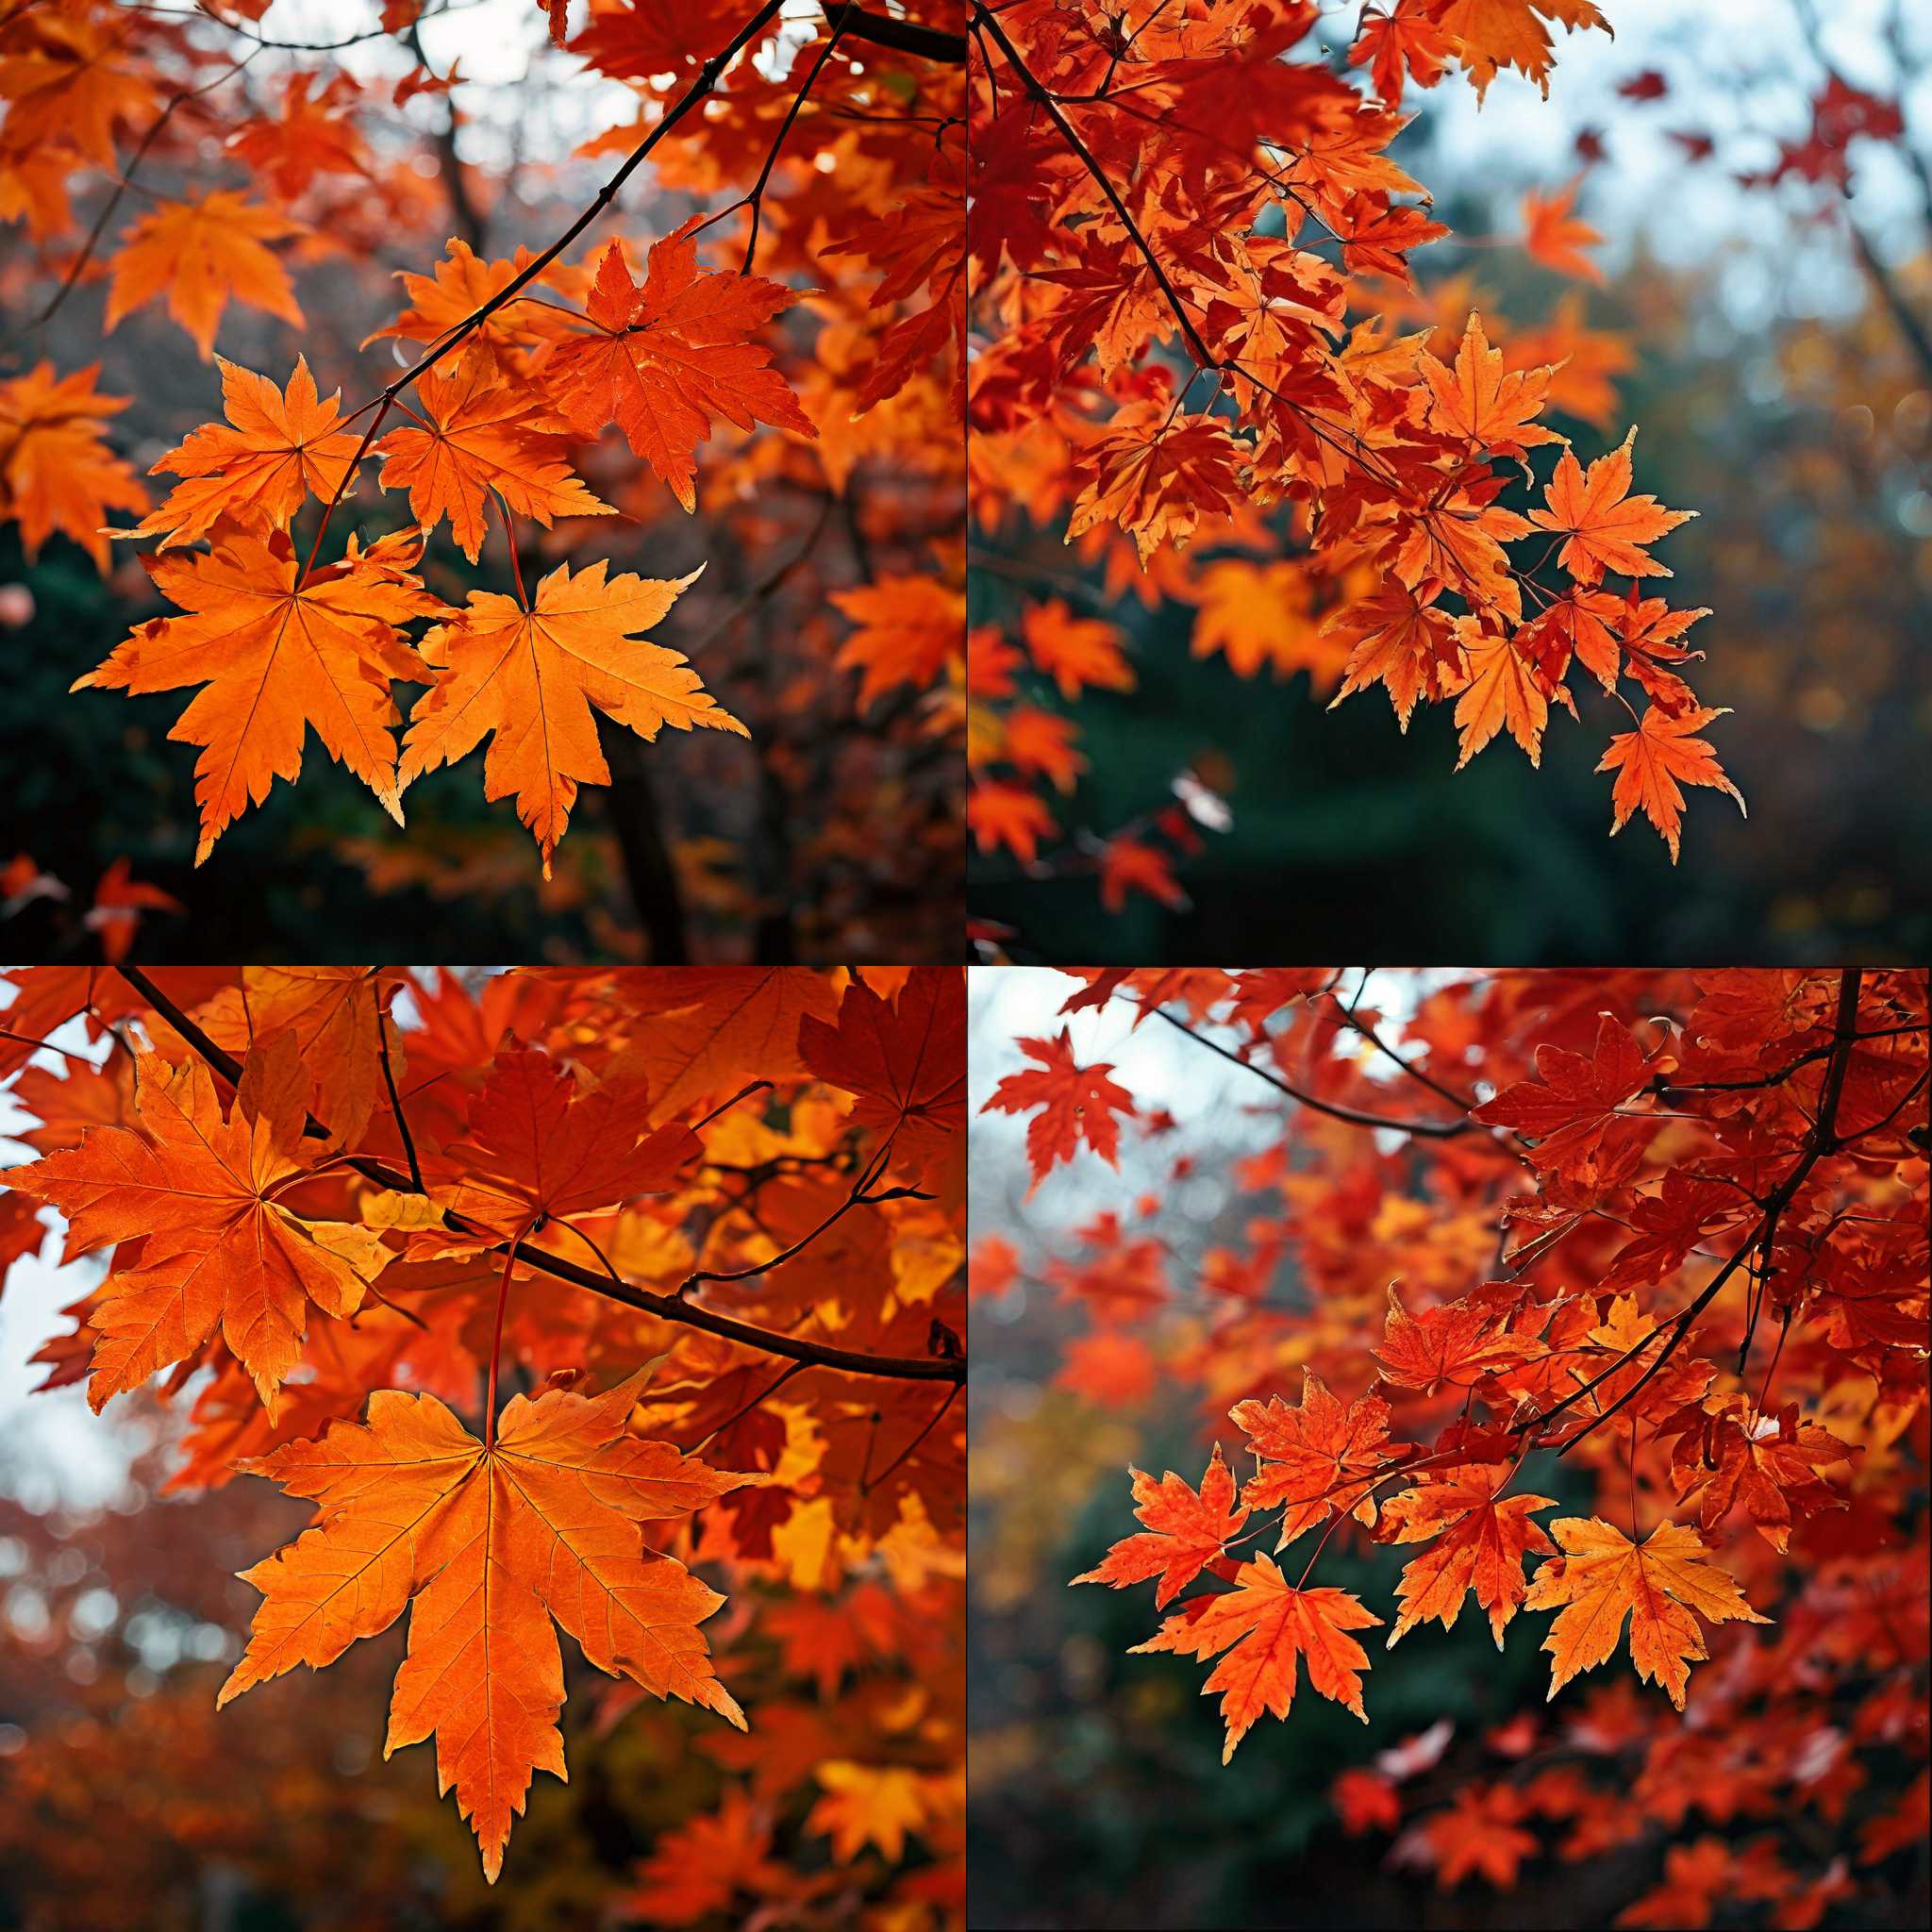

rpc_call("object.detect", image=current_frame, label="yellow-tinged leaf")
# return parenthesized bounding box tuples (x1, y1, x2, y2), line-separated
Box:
(400, 558, 742, 876)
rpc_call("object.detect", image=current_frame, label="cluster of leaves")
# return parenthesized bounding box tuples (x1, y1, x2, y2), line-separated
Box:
(0, 0, 965, 922)
(966, 0, 1752, 934)
(1, 961, 965, 1910)
(974, 965, 1926, 1919)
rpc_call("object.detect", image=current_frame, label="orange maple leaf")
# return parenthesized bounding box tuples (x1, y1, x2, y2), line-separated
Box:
(431, 1044, 700, 1240)
(104, 192, 305, 360)
(75, 528, 446, 862)
(375, 358, 614, 563)
(541, 219, 816, 512)
(1452, 627, 1548, 767)
(830, 575, 965, 708)
(399, 558, 744, 877)
(1422, 1781, 1540, 1889)
(1659, 1396, 1858, 1553)
(967, 779, 1057, 864)
(1596, 704, 1745, 861)
(0, 360, 146, 573)
(1324, 583, 1462, 729)
(1522, 175, 1605, 283)
(1421, 310, 1566, 455)
(1021, 600, 1134, 700)
(980, 1028, 1137, 1188)
(4, 1041, 390, 1411)
(217, 1366, 756, 1881)
(1523, 1515, 1770, 1709)
(1436, 0, 1611, 103)
(797, 967, 966, 1174)
(1188, 558, 1351, 687)
(1130, 1555, 1383, 1760)
(1065, 409, 1241, 564)
(804, 1761, 930, 1864)
(1380, 1463, 1557, 1647)
(128, 357, 362, 549)
(1099, 835, 1188, 915)
(617, 967, 840, 1121)
(196, 965, 401, 1143)
(1528, 428, 1693, 583)
(1374, 1286, 1538, 1392)
(1074, 1442, 1248, 1607)
(1230, 1369, 1401, 1545)
(1473, 1011, 1656, 1170)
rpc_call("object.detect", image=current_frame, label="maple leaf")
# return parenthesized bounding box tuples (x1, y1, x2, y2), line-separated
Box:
(1350, 8, 1452, 105)
(830, 576, 965, 708)
(196, 966, 400, 1143)
(1528, 429, 1693, 584)
(363, 237, 569, 371)
(4, 1042, 390, 1411)
(1523, 1516, 1771, 1709)
(74, 528, 446, 863)
(1230, 1369, 1400, 1545)
(1659, 1397, 1858, 1553)
(1423, 1781, 1540, 1889)
(0, 9, 158, 165)
(1421, 310, 1566, 456)
(127, 357, 362, 550)
(0, 360, 146, 574)
(1324, 583, 1462, 729)
(622, 1792, 793, 1926)
(1596, 704, 1745, 861)
(1099, 836, 1188, 915)
(805, 1761, 928, 1864)
(1473, 1012, 1657, 1171)
(433, 1044, 700, 1239)
(375, 359, 614, 563)
(104, 192, 306, 360)
(1380, 1463, 1557, 1648)
(399, 558, 745, 877)
(1437, 0, 1611, 103)
(83, 858, 181, 963)
(1188, 559, 1351, 687)
(617, 967, 839, 1120)
(541, 220, 816, 512)
(1021, 600, 1134, 701)
(1374, 1286, 1537, 1392)
(1451, 628, 1547, 767)
(968, 780, 1058, 863)
(1074, 1443, 1248, 1607)
(797, 968, 966, 1174)
(1065, 410, 1242, 564)
(1522, 175, 1605, 283)
(980, 1028, 1137, 1189)
(1131, 1555, 1383, 1760)
(217, 1366, 756, 1880)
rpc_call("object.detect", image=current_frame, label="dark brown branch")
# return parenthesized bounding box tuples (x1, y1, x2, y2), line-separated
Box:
(824, 3, 967, 63)
(967, 0, 1217, 371)
(113, 966, 963, 1384)
(1146, 1003, 1474, 1139)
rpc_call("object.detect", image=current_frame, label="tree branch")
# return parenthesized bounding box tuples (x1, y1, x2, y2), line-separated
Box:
(1145, 1003, 1474, 1139)
(824, 3, 967, 63)
(113, 965, 964, 1384)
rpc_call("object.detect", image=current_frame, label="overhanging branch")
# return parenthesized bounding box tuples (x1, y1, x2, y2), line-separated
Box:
(114, 966, 964, 1385)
